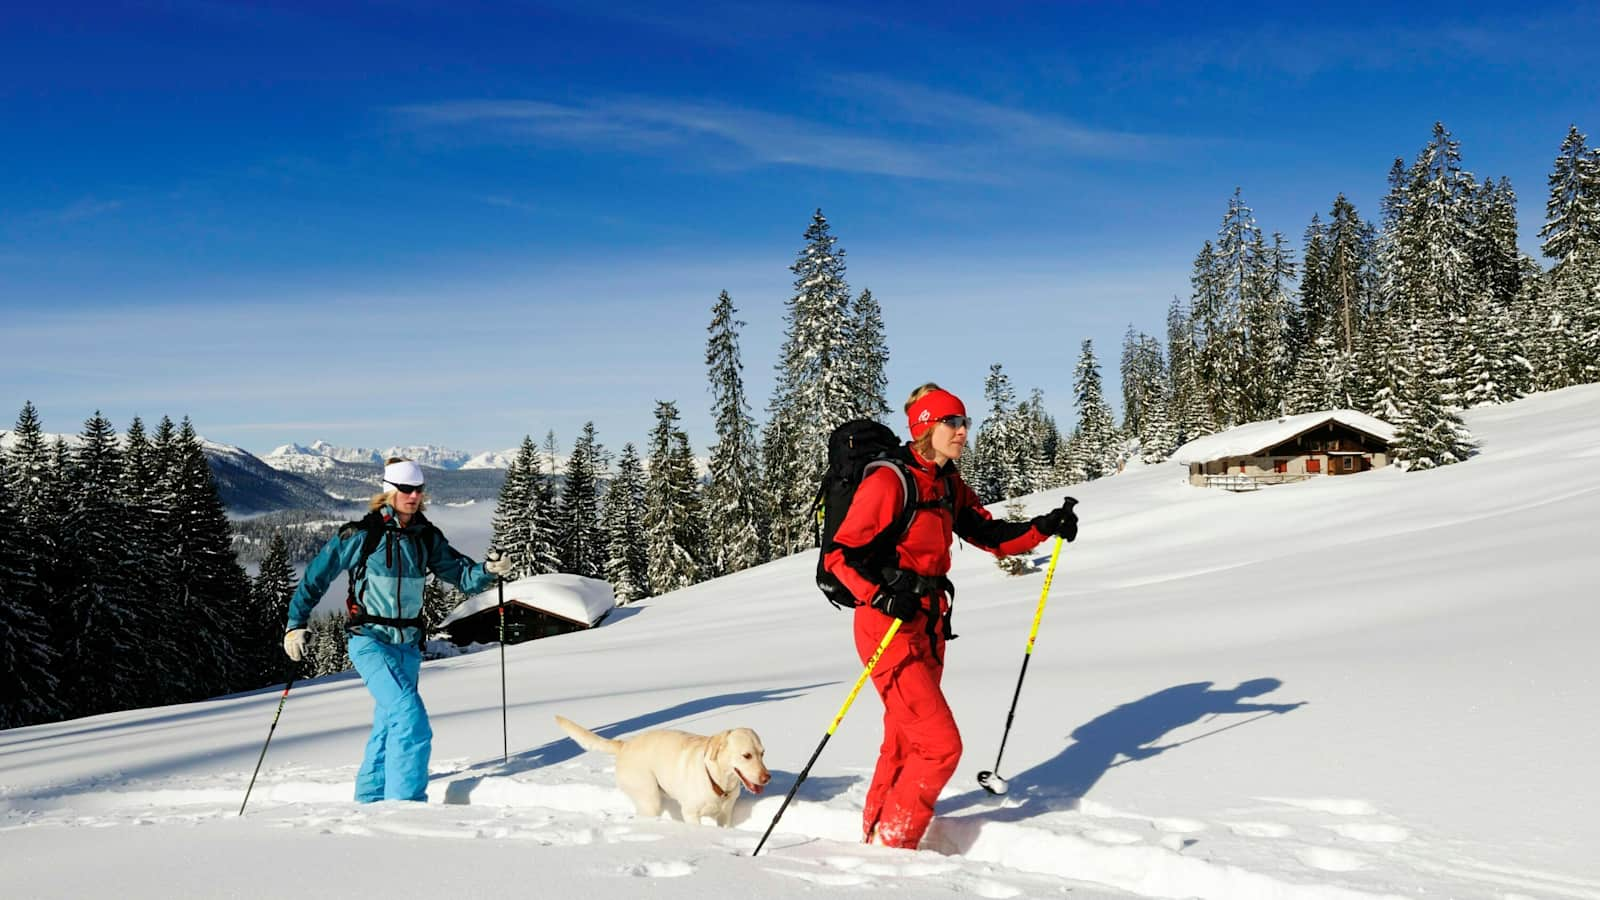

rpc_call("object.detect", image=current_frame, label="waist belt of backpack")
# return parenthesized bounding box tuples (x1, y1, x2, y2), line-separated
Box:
(913, 575, 957, 664)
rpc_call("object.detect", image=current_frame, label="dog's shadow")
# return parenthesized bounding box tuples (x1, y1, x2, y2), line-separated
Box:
(440, 682, 836, 805)
(936, 678, 1306, 842)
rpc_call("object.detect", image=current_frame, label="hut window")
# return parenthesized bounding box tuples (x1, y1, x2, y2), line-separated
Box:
(1343, 457, 1355, 471)
(1310, 440, 1322, 451)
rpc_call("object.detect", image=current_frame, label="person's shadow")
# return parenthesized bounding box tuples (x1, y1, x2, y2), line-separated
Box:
(943, 678, 1306, 825)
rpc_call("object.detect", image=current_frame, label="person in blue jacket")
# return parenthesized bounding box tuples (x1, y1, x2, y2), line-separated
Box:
(283, 457, 512, 803)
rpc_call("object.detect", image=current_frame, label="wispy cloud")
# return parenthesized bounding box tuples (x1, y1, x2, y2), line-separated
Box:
(393, 97, 956, 179)
(393, 80, 1185, 182)
(835, 74, 1183, 160)
(51, 197, 123, 223)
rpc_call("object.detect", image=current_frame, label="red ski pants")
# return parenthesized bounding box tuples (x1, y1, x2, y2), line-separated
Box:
(853, 605, 962, 850)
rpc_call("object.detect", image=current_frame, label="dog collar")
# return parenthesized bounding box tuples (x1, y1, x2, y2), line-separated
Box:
(706, 763, 728, 798)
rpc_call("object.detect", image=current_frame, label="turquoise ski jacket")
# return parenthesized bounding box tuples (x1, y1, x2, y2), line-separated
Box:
(286, 506, 495, 646)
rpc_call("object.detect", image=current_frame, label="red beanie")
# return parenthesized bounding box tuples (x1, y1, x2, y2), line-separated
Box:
(907, 388, 966, 440)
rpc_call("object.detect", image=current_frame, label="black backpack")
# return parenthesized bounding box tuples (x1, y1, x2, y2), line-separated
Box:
(340, 510, 439, 643)
(813, 420, 948, 609)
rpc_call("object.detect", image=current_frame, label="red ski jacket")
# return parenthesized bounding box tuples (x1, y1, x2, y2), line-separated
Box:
(823, 447, 1048, 614)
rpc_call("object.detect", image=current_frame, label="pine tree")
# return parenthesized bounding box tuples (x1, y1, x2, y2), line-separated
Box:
(1539, 125, 1600, 269)
(1072, 341, 1119, 480)
(308, 613, 351, 677)
(766, 209, 857, 556)
(846, 287, 891, 421)
(0, 450, 59, 728)
(161, 418, 252, 697)
(491, 435, 561, 578)
(118, 416, 172, 705)
(1392, 366, 1477, 471)
(252, 531, 298, 685)
(1325, 195, 1378, 355)
(644, 402, 705, 594)
(602, 442, 651, 602)
(558, 423, 604, 579)
(703, 291, 765, 576)
(421, 576, 466, 643)
(53, 412, 142, 716)
(972, 363, 1019, 502)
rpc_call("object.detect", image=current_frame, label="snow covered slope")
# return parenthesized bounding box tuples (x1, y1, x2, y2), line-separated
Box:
(3, 386, 1597, 900)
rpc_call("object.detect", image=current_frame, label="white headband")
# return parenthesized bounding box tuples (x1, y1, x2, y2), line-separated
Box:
(383, 460, 425, 491)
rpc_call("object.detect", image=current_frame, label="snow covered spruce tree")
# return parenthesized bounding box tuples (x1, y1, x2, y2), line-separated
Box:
(702, 290, 765, 576)
(0, 446, 59, 728)
(1167, 298, 1215, 447)
(970, 363, 1020, 502)
(490, 435, 562, 579)
(1536, 125, 1600, 386)
(52, 412, 142, 716)
(846, 287, 891, 421)
(117, 416, 175, 706)
(1120, 328, 1176, 462)
(644, 401, 705, 594)
(602, 442, 651, 603)
(558, 423, 606, 579)
(1069, 340, 1120, 481)
(763, 209, 861, 558)
(1392, 364, 1477, 471)
(251, 530, 298, 684)
(158, 418, 252, 697)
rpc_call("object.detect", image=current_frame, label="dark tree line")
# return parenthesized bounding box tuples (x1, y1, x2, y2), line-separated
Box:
(1, 404, 288, 729)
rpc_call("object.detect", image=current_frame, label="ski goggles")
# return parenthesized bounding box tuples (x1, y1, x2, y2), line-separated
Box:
(936, 415, 971, 430)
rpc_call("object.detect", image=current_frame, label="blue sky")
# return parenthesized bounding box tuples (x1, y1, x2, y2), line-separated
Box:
(4, 1, 1598, 459)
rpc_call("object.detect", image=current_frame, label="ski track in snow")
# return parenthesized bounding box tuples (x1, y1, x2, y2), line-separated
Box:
(2, 765, 1580, 900)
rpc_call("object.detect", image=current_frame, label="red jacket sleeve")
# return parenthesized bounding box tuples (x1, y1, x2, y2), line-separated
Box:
(822, 466, 905, 606)
(951, 476, 1049, 558)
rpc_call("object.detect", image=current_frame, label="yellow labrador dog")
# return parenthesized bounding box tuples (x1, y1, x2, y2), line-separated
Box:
(554, 715, 770, 827)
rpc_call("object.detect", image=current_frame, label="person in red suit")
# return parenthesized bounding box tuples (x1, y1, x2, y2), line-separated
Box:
(823, 383, 1079, 849)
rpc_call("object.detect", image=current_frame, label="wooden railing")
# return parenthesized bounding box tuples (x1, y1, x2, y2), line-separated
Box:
(1205, 473, 1316, 491)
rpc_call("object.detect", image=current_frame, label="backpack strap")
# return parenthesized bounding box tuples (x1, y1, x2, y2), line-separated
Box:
(343, 510, 426, 643)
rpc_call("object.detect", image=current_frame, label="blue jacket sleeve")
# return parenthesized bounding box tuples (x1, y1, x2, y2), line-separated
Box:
(285, 530, 363, 631)
(425, 528, 495, 597)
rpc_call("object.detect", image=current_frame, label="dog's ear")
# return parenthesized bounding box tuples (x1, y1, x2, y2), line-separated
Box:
(707, 731, 729, 761)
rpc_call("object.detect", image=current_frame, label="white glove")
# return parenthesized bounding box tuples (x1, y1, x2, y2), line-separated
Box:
(484, 552, 513, 578)
(283, 629, 309, 662)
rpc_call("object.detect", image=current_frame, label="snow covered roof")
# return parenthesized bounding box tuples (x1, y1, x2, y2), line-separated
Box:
(439, 573, 615, 629)
(1172, 410, 1397, 465)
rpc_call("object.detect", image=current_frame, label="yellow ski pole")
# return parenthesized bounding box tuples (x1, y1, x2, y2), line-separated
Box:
(977, 536, 1064, 795)
(751, 617, 902, 857)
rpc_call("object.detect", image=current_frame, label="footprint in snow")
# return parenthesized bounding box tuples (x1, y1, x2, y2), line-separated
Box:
(1328, 822, 1409, 843)
(771, 869, 874, 887)
(1262, 796, 1377, 816)
(1152, 816, 1206, 834)
(1296, 846, 1368, 872)
(1224, 821, 1294, 838)
(621, 860, 695, 878)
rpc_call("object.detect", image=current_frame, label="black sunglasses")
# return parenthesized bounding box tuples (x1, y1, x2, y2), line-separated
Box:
(391, 483, 425, 495)
(937, 415, 971, 429)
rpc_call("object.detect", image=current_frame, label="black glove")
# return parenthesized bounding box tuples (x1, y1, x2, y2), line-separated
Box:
(871, 568, 924, 621)
(1032, 497, 1079, 542)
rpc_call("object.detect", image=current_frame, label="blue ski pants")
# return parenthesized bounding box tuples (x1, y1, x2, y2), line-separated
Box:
(348, 634, 432, 802)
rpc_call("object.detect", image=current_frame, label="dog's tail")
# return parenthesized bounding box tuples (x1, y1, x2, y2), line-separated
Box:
(554, 715, 624, 755)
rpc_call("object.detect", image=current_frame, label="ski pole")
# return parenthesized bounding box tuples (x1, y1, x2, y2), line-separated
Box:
(239, 669, 298, 816)
(487, 549, 509, 765)
(752, 617, 902, 857)
(977, 536, 1064, 796)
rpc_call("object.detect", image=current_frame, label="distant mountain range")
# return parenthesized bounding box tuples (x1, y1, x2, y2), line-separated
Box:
(263, 441, 517, 471)
(1, 430, 510, 516)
